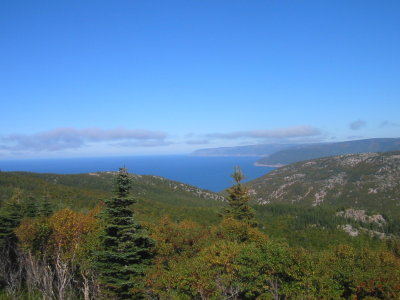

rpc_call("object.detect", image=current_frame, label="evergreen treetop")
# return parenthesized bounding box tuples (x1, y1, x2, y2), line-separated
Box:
(224, 166, 257, 227)
(95, 168, 154, 299)
(39, 195, 53, 217)
(22, 196, 39, 218)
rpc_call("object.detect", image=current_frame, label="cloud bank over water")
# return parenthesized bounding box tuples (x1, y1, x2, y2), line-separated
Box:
(1, 124, 374, 158)
(0, 125, 327, 158)
(206, 125, 321, 140)
(0, 128, 168, 153)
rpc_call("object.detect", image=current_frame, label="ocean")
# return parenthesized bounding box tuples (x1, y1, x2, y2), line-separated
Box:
(0, 155, 275, 192)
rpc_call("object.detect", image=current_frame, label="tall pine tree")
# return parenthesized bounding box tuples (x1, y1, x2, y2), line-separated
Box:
(224, 166, 257, 227)
(39, 194, 53, 217)
(0, 188, 25, 250)
(0, 200, 23, 250)
(95, 168, 154, 299)
(22, 195, 39, 218)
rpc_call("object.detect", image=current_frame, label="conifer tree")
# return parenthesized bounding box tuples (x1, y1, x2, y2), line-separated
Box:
(95, 168, 154, 299)
(0, 188, 26, 250)
(0, 200, 24, 286)
(224, 166, 257, 227)
(39, 195, 53, 217)
(22, 196, 39, 218)
(0, 200, 23, 249)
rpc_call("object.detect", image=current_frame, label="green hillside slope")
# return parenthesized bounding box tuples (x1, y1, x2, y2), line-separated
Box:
(1, 167, 397, 255)
(0, 171, 224, 224)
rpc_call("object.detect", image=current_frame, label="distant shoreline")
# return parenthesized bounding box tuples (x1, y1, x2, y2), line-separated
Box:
(254, 162, 285, 168)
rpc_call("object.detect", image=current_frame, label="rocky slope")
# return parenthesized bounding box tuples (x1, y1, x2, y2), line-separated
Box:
(247, 151, 400, 216)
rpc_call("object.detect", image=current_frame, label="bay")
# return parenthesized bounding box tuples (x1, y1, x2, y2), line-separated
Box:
(0, 155, 275, 192)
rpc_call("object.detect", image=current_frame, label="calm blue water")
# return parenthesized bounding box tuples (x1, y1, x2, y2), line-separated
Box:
(0, 155, 275, 192)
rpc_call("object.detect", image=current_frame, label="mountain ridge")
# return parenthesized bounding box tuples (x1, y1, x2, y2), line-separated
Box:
(191, 138, 400, 166)
(256, 138, 400, 166)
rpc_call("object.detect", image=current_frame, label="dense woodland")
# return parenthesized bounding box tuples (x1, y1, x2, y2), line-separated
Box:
(1, 168, 400, 299)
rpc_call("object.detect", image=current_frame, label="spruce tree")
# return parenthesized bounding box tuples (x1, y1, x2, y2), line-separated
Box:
(0, 200, 23, 250)
(224, 166, 257, 227)
(22, 196, 39, 218)
(39, 195, 53, 217)
(95, 168, 154, 299)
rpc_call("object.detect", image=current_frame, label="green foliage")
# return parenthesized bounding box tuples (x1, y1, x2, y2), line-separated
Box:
(0, 171, 223, 218)
(386, 237, 400, 258)
(2, 166, 400, 298)
(22, 196, 39, 218)
(324, 244, 400, 299)
(38, 196, 53, 217)
(149, 216, 210, 263)
(0, 199, 23, 249)
(234, 242, 343, 299)
(212, 217, 267, 244)
(0, 290, 43, 300)
(146, 216, 400, 299)
(95, 168, 154, 299)
(255, 204, 389, 250)
(0, 172, 108, 211)
(3, 199, 400, 299)
(224, 166, 257, 227)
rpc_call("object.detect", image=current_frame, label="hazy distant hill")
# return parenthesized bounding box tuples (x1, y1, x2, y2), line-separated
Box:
(248, 151, 400, 217)
(256, 138, 400, 166)
(192, 143, 294, 156)
(192, 138, 400, 162)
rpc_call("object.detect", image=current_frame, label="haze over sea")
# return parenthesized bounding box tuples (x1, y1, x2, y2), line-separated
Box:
(0, 155, 275, 192)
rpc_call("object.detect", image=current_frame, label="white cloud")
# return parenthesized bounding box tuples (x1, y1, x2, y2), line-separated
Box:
(206, 125, 321, 139)
(0, 127, 168, 152)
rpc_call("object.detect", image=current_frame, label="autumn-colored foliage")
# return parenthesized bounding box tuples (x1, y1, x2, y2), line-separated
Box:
(8, 204, 400, 299)
(16, 207, 100, 261)
(48, 208, 99, 261)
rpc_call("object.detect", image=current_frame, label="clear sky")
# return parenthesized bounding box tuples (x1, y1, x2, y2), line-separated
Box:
(1, 0, 399, 159)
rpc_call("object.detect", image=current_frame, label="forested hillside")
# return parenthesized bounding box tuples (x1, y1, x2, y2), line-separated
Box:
(0, 171, 223, 224)
(248, 151, 400, 212)
(247, 151, 400, 241)
(1, 167, 400, 299)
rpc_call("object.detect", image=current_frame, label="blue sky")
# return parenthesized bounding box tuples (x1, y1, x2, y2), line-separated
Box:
(1, 0, 399, 158)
